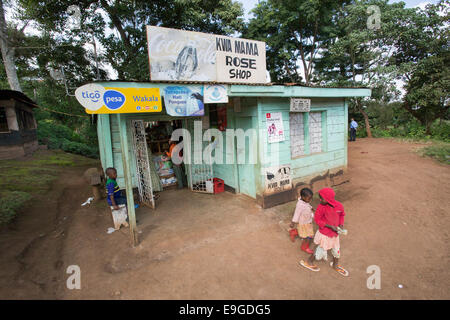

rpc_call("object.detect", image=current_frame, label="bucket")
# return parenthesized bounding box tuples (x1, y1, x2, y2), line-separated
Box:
(213, 178, 224, 194)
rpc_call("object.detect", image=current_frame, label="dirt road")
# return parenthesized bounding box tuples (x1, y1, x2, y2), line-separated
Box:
(0, 138, 448, 299)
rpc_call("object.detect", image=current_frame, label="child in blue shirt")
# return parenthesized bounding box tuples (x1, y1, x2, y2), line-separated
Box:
(105, 167, 127, 210)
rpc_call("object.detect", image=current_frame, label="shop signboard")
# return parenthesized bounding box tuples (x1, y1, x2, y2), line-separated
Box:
(76, 83, 162, 114)
(146, 26, 266, 84)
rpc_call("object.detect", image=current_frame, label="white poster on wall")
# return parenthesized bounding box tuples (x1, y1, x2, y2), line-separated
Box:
(264, 165, 292, 195)
(290, 98, 311, 112)
(203, 84, 228, 103)
(266, 112, 285, 143)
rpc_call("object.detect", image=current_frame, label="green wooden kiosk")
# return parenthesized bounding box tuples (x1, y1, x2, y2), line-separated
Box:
(84, 81, 370, 245)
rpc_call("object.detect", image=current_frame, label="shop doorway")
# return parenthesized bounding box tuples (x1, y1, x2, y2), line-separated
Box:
(130, 118, 215, 208)
(142, 119, 187, 195)
(185, 118, 214, 194)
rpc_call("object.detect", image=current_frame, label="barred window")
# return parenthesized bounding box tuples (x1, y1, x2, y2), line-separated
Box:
(290, 113, 305, 158)
(309, 112, 322, 154)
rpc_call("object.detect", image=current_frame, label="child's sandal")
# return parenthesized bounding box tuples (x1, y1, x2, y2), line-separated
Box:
(330, 262, 349, 277)
(299, 260, 320, 272)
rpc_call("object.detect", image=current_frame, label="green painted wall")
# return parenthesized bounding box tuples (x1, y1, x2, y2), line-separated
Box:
(211, 97, 258, 196)
(257, 97, 347, 192)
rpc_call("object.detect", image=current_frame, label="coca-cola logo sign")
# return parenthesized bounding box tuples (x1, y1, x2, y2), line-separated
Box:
(146, 26, 267, 84)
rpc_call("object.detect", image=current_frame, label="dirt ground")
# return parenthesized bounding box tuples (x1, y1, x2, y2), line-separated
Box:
(0, 138, 449, 299)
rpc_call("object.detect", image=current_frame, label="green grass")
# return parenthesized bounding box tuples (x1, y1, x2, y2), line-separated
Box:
(0, 149, 99, 225)
(418, 143, 450, 165)
(0, 191, 32, 225)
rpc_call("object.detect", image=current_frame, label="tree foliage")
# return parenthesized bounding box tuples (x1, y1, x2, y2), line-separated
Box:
(245, 0, 351, 84)
(18, 0, 245, 80)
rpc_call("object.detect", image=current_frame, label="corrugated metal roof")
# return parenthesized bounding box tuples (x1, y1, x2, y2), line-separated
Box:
(0, 90, 38, 108)
(91, 79, 368, 89)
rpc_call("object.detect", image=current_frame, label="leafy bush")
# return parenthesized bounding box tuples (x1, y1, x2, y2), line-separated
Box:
(37, 120, 73, 141)
(37, 120, 99, 158)
(430, 121, 450, 142)
(355, 119, 450, 142)
(0, 191, 32, 225)
(61, 139, 99, 158)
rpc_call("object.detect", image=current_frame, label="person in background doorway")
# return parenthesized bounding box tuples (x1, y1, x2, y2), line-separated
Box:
(166, 139, 186, 189)
(349, 118, 358, 141)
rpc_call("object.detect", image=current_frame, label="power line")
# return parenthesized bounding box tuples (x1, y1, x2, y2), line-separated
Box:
(36, 105, 89, 118)
(14, 96, 89, 118)
(12, 44, 78, 49)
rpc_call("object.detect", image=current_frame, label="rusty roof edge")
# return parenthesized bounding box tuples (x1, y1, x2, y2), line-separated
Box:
(89, 79, 369, 90)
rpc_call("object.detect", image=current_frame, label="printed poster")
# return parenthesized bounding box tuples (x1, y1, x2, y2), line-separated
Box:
(264, 165, 292, 195)
(203, 84, 228, 104)
(266, 112, 285, 143)
(163, 85, 204, 117)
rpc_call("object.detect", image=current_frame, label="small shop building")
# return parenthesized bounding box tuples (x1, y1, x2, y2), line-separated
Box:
(76, 26, 371, 245)
(0, 90, 38, 160)
(92, 81, 370, 209)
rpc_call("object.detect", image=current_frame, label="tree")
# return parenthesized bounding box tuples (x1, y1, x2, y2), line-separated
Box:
(385, 1, 449, 134)
(19, 0, 245, 81)
(0, 1, 106, 129)
(0, 0, 22, 91)
(245, 0, 350, 84)
(403, 52, 449, 134)
(314, 0, 408, 138)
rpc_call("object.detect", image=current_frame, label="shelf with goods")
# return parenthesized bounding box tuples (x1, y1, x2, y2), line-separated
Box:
(152, 153, 178, 190)
(159, 173, 175, 179)
(148, 138, 170, 155)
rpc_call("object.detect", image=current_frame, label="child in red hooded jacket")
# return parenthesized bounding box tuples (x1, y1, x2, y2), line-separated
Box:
(300, 187, 349, 277)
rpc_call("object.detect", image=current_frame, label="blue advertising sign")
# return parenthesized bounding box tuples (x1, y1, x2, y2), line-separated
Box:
(163, 86, 204, 116)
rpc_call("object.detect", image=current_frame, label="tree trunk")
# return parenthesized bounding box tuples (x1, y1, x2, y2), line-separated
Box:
(0, 0, 21, 91)
(425, 120, 432, 136)
(356, 99, 372, 138)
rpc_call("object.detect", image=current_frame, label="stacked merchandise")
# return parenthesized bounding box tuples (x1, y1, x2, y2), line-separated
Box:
(153, 155, 177, 187)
